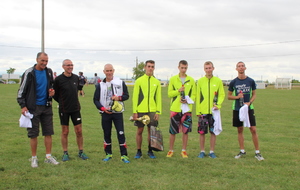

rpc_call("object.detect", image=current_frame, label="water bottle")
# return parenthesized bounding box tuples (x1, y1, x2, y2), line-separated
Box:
(46, 96, 52, 107)
(213, 91, 218, 105)
(239, 90, 244, 107)
(180, 85, 185, 100)
(46, 88, 53, 107)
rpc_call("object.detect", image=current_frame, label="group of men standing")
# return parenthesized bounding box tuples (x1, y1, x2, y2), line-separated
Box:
(17, 52, 264, 168)
(170, 60, 264, 161)
(17, 54, 89, 168)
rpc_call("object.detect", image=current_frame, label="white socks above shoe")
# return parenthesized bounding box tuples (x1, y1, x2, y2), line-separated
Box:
(46, 154, 51, 158)
(200, 151, 214, 153)
(240, 150, 260, 153)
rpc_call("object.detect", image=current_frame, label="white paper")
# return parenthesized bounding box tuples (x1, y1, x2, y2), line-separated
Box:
(19, 111, 33, 128)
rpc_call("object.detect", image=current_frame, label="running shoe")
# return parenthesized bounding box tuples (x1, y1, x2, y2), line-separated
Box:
(62, 154, 70, 162)
(29, 157, 38, 168)
(181, 151, 188, 158)
(147, 151, 156, 159)
(166, 151, 174, 158)
(209, 152, 217, 158)
(103, 154, 112, 162)
(255, 153, 265, 161)
(198, 152, 206, 158)
(78, 152, 89, 160)
(235, 151, 246, 159)
(134, 152, 142, 159)
(44, 156, 59, 165)
(121, 155, 130, 163)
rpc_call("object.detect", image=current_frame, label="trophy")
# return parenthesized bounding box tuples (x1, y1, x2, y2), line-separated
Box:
(129, 115, 150, 125)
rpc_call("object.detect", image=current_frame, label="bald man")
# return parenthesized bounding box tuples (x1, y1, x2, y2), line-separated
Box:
(93, 64, 130, 163)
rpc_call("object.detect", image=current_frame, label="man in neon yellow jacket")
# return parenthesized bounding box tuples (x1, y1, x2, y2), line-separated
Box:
(132, 60, 162, 159)
(196, 61, 225, 159)
(166, 60, 196, 158)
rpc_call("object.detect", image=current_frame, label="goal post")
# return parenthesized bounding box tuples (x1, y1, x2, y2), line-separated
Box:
(275, 78, 291, 89)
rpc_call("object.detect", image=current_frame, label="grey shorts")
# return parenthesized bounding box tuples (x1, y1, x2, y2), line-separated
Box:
(27, 105, 54, 138)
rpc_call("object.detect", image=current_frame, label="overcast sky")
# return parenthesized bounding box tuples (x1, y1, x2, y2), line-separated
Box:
(1, 0, 300, 82)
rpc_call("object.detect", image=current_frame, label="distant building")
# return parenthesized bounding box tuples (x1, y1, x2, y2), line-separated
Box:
(1, 74, 20, 83)
(2, 74, 20, 80)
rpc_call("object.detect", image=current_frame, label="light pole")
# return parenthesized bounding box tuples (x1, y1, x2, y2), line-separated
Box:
(41, 0, 45, 52)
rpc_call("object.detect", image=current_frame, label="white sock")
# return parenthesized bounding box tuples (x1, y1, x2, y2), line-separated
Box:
(255, 150, 260, 154)
(201, 150, 205, 153)
(182, 149, 186, 152)
(46, 154, 51, 158)
(32, 156, 37, 159)
(240, 149, 245, 153)
(210, 150, 214, 154)
(169, 150, 174, 152)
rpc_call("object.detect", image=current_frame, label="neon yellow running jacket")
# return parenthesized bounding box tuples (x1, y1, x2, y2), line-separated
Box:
(132, 74, 162, 114)
(196, 76, 225, 115)
(168, 74, 196, 112)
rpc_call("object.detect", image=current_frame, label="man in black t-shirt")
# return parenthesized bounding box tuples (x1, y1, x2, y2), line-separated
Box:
(53, 59, 89, 161)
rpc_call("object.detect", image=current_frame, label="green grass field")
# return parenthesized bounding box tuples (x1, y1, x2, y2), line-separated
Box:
(0, 84, 299, 189)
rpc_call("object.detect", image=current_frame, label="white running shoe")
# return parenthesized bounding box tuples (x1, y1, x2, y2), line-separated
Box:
(29, 157, 38, 168)
(255, 153, 265, 161)
(44, 156, 59, 165)
(235, 151, 246, 159)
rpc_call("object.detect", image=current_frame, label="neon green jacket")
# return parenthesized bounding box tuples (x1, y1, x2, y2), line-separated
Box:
(132, 74, 162, 114)
(196, 76, 225, 115)
(168, 74, 196, 112)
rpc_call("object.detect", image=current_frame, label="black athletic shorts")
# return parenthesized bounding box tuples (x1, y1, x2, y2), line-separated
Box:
(232, 109, 256, 127)
(59, 111, 82, 126)
(78, 85, 84, 91)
